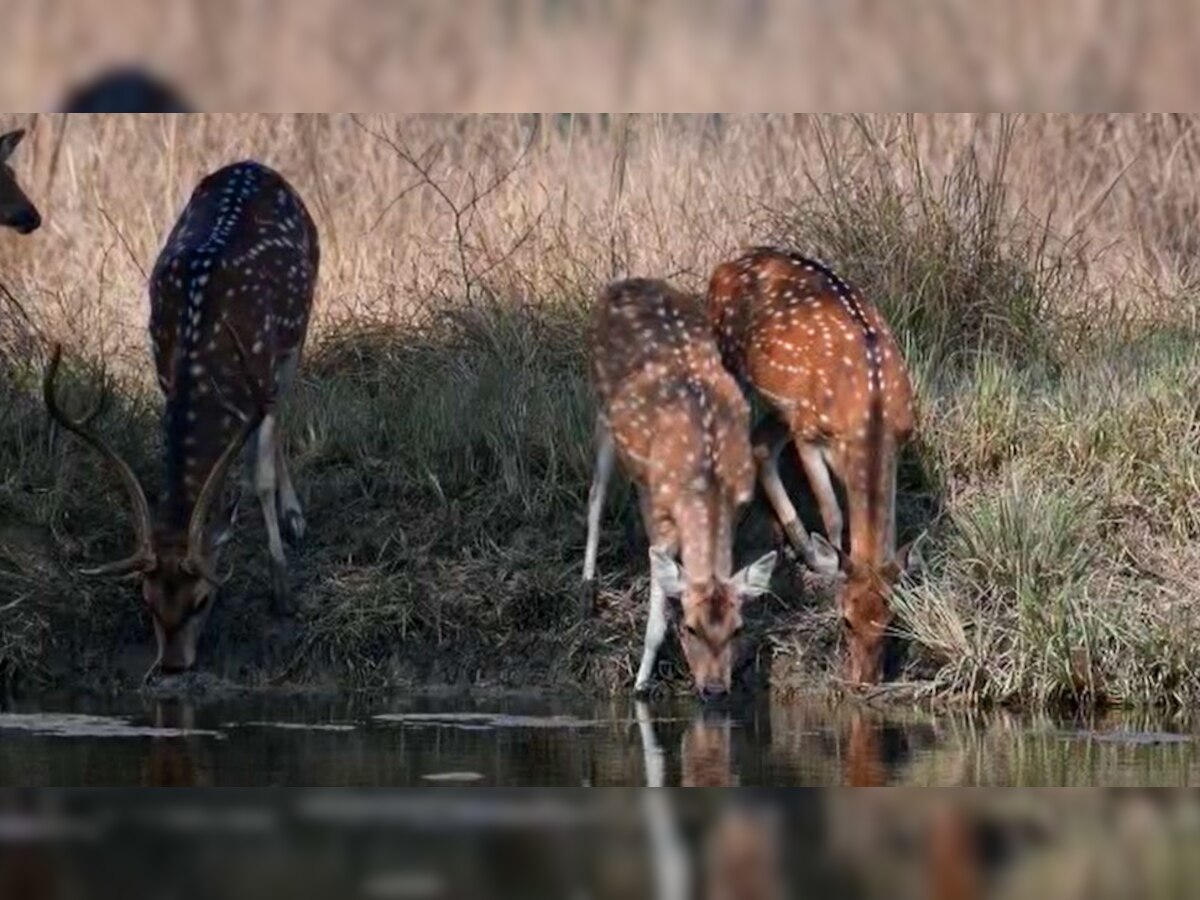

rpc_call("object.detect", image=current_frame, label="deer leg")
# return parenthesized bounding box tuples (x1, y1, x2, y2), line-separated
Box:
(797, 441, 844, 551)
(635, 570, 670, 695)
(580, 420, 615, 619)
(271, 349, 304, 544)
(255, 414, 295, 616)
(885, 456, 898, 555)
(636, 702, 691, 900)
(636, 503, 678, 695)
(753, 416, 814, 563)
(275, 439, 305, 544)
(635, 700, 666, 787)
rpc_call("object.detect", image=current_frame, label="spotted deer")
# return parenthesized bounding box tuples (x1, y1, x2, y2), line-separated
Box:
(44, 160, 318, 673)
(60, 67, 191, 113)
(708, 247, 920, 685)
(583, 278, 776, 698)
(0, 129, 41, 234)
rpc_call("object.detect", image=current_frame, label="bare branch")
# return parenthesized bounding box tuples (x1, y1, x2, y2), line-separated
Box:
(98, 206, 148, 282)
(352, 114, 539, 305)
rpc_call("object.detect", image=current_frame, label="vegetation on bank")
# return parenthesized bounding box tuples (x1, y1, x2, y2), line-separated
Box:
(3, 114, 1200, 708)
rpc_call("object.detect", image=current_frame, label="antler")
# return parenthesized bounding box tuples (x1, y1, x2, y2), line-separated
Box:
(43, 344, 156, 576)
(184, 327, 274, 585)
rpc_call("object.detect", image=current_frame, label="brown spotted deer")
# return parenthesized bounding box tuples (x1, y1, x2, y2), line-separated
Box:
(583, 278, 776, 699)
(0, 129, 40, 234)
(708, 247, 920, 685)
(44, 160, 318, 673)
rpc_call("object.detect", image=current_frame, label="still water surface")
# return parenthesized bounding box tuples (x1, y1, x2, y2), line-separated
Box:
(2, 691, 1198, 786)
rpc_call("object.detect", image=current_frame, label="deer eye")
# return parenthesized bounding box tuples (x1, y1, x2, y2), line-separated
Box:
(683, 624, 699, 637)
(841, 617, 855, 633)
(732, 624, 745, 638)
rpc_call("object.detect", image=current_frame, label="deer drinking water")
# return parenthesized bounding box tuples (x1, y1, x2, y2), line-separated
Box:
(0, 129, 41, 234)
(708, 248, 918, 685)
(583, 279, 776, 698)
(45, 161, 318, 673)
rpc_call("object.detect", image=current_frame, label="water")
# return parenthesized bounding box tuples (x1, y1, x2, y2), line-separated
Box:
(3, 694, 1199, 898)
(2, 691, 1198, 786)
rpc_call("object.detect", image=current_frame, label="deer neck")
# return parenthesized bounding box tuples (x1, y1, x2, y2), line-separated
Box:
(675, 488, 738, 583)
(846, 435, 898, 569)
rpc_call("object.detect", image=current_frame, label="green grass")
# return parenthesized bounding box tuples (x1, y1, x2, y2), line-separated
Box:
(890, 337, 1200, 708)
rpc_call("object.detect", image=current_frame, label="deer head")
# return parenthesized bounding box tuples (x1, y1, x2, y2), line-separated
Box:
(44, 346, 263, 673)
(650, 549, 776, 699)
(810, 533, 921, 684)
(0, 129, 40, 234)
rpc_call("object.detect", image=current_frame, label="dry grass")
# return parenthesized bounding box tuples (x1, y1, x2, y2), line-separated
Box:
(4, 114, 1200, 346)
(7, 2, 1200, 109)
(5, 113, 1200, 705)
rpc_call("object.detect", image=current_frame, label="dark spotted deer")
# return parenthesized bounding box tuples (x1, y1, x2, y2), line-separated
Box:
(0, 129, 41, 234)
(708, 247, 920, 685)
(60, 67, 191, 113)
(45, 161, 318, 673)
(583, 278, 776, 698)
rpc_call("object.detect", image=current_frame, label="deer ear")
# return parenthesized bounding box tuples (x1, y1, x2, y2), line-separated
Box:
(0, 129, 25, 162)
(731, 551, 776, 599)
(893, 534, 926, 578)
(649, 548, 686, 598)
(808, 532, 846, 577)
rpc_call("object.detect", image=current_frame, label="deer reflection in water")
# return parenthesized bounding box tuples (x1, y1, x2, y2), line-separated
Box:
(637, 702, 783, 900)
(140, 700, 210, 787)
(831, 708, 981, 900)
(636, 703, 981, 900)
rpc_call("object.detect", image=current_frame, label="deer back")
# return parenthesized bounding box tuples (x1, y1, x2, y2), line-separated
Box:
(591, 280, 754, 501)
(60, 67, 191, 113)
(590, 279, 754, 583)
(149, 161, 319, 530)
(708, 247, 913, 445)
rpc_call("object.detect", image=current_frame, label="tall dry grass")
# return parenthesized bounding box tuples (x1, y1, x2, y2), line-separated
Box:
(7, 2, 1200, 109)
(5, 114, 1200, 362)
(4, 113, 1200, 704)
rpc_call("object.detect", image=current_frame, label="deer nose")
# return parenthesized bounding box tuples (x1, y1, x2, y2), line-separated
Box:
(12, 208, 40, 234)
(698, 683, 728, 703)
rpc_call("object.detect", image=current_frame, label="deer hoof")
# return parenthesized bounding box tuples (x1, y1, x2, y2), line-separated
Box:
(270, 563, 297, 617)
(282, 506, 306, 544)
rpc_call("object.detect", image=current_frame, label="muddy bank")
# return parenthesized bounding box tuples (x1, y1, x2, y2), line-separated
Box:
(2, 335, 859, 699)
(15, 547, 845, 701)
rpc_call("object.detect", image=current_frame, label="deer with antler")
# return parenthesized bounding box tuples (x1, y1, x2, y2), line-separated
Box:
(583, 279, 776, 699)
(0, 129, 40, 234)
(45, 160, 318, 673)
(708, 247, 920, 685)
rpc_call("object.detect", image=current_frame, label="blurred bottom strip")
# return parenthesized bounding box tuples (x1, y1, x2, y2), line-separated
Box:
(1, 790, 1198, 900)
